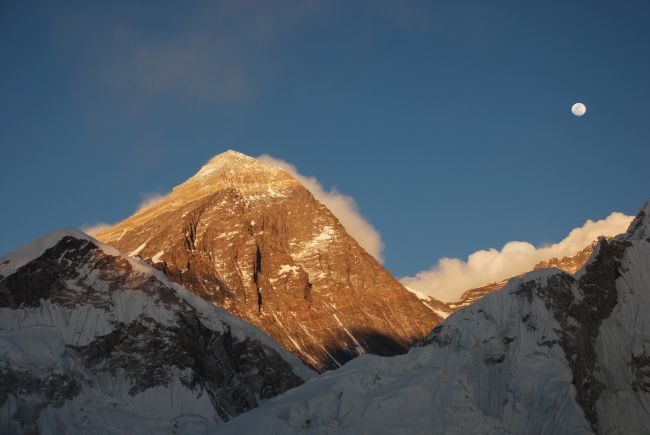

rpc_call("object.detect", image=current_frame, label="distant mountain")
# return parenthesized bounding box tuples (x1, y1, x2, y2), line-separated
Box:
(95, 150, 442, 371)
(0, 229, 312, 434)
(409, 240, 600, 316)
(221, 200, 650, 435)
(533, 241, 596, 273)
(447, 240, 597, 311)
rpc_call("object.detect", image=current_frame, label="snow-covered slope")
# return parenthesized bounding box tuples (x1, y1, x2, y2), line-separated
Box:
(221, 200, 650, 435)
(0, 229, 313, 435)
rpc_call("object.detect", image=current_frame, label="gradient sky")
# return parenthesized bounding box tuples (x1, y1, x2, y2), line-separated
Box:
(1, 1, 649, 278)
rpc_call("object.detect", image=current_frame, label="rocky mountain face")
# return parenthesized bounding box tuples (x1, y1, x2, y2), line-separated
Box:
(95, 151, 442, 371)
(221, 200, 650, 435)
(0, 229, 312, 435)
(533, 241, 596, 273)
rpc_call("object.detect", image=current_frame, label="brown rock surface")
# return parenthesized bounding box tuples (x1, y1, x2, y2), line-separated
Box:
(96, 150, 441, 371)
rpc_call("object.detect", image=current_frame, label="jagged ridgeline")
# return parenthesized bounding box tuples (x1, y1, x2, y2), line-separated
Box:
(0, 229, 313, 434)
(95, 151, 442, 371)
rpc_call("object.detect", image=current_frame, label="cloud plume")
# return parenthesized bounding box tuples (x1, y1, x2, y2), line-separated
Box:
(258, 155, 384, 262)
(136, 193, 166, 212)
(80, 222, 111, 235)
(79, 192, 166, 235)
(401, 212, 634, 303)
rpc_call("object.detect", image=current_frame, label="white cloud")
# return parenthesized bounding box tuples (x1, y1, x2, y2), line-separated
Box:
(257, 155, 384, 262)
(80, 222, 111, 235)
(136, 193, 166, 212)
(401, 212, 634, 303)
(80, 192, 166, 235)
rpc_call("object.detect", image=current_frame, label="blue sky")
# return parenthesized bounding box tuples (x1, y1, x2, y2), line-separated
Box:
(1, 0, 649, 280)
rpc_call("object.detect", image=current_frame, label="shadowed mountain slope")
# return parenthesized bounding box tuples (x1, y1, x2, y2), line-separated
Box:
(221, 200, 650, 435)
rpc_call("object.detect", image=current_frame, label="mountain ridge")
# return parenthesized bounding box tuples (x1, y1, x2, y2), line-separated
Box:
(0, 228, 313, 434)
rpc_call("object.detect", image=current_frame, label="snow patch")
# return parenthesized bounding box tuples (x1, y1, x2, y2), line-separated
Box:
(150, 251, 164, 263)
(279, 265, 300, 276)
(295, 226, 337, 259)
(332, 314, 365, 355)
(37, 370, 219, 434)
(128, 240, 149, 257)
(0, 327, 66, 371)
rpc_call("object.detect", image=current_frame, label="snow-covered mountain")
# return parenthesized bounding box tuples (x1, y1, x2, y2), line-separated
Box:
(0, 229, 313, 434)
(220, 200, 650, 435)
(94, 150, 442, 371)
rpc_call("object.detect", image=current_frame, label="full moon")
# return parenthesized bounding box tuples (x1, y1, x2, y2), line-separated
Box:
(571, 102, 587, 116)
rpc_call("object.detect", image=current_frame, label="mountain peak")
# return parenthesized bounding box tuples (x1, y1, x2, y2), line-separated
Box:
(194, 150, 276, 179)
(95, 149, 440, 371)
(93, 150, 303, 242)
(203, 149, 256, 167)
(161, 149, 300, 204)
(625, 199, 650, 241)
(0, 227, 92, 277)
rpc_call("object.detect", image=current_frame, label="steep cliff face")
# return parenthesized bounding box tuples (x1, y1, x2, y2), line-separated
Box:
(95, 151, 441, 371)
(0, 229, 312, 435)
(220, 200, 650, 435)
